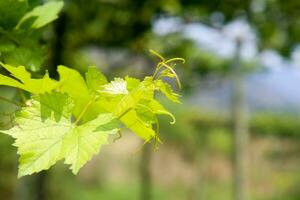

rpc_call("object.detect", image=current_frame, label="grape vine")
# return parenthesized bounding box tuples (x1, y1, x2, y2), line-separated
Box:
(0, 50, 184, 177)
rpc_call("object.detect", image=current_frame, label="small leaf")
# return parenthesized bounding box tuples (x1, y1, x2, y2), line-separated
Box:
(99, 78, 128, 95)
(148, 99, 176, 124)
(96, 76, 158, 141)
(155, 80, 181, 103)
(16, 1, 64, 29)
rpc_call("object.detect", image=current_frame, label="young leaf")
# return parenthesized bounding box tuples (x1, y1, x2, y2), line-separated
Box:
(96, 76, 159, 141)
(155, 80, 181, 103)
(99, 78, 129, 95)
(149, 100, 176, 124)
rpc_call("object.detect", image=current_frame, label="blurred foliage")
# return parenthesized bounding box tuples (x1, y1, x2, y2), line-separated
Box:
(61, 0, 300, 55)
(251, 113, 300, 138)
(176, 0, 300, 56)
(160, 103, 300, 143)
(0, 0, 63, 72)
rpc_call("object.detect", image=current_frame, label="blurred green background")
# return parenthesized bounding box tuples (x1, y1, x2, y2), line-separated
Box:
(1, 0, 300, 200)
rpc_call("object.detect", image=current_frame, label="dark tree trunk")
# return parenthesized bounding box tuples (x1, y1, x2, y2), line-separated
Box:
(48, 12, 67, 78)
(35, 172, 48, 200)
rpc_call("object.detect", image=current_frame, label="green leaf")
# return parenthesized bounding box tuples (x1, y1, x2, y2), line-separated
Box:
(58, 65, 110, 122)
(125, 76, 140, 91)
(96, 76, 158, 141)
(57, 65, 92, 119)
(134, 99, 176, 135)
(16, 1, 64, 29)
(135, 104, 156, 126)
(2, 92, 118, 177)
(37, 92, 74, 122)
(0, 62, 58, 94)
(0, 0, 28, 29)
(155, 80, 181, 103)
(147, 99, 176, 124)
(119, 109, 156, 141)
(62, 113, 118, 174)
(2, 92, 74, 177)
(85, 66, 108, 94)
(2, 45, 46, 72)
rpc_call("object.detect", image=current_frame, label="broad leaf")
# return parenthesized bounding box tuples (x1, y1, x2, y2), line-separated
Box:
(62, 114, 119, 174)
(2, 92, 73, 177)
(0, 63, 58, 93)
(57, 65, 92, 119)
(58, 66, 107, 122)
(2, 92, 118, 177)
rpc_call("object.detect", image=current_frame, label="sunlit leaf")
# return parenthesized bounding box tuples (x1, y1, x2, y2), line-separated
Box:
(2, 92, 118, 177)
(0, 62, 58, 94)
(99, 78, 129, 95)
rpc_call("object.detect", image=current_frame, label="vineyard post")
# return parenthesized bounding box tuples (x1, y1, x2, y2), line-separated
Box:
(231, 38, 249, 200)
